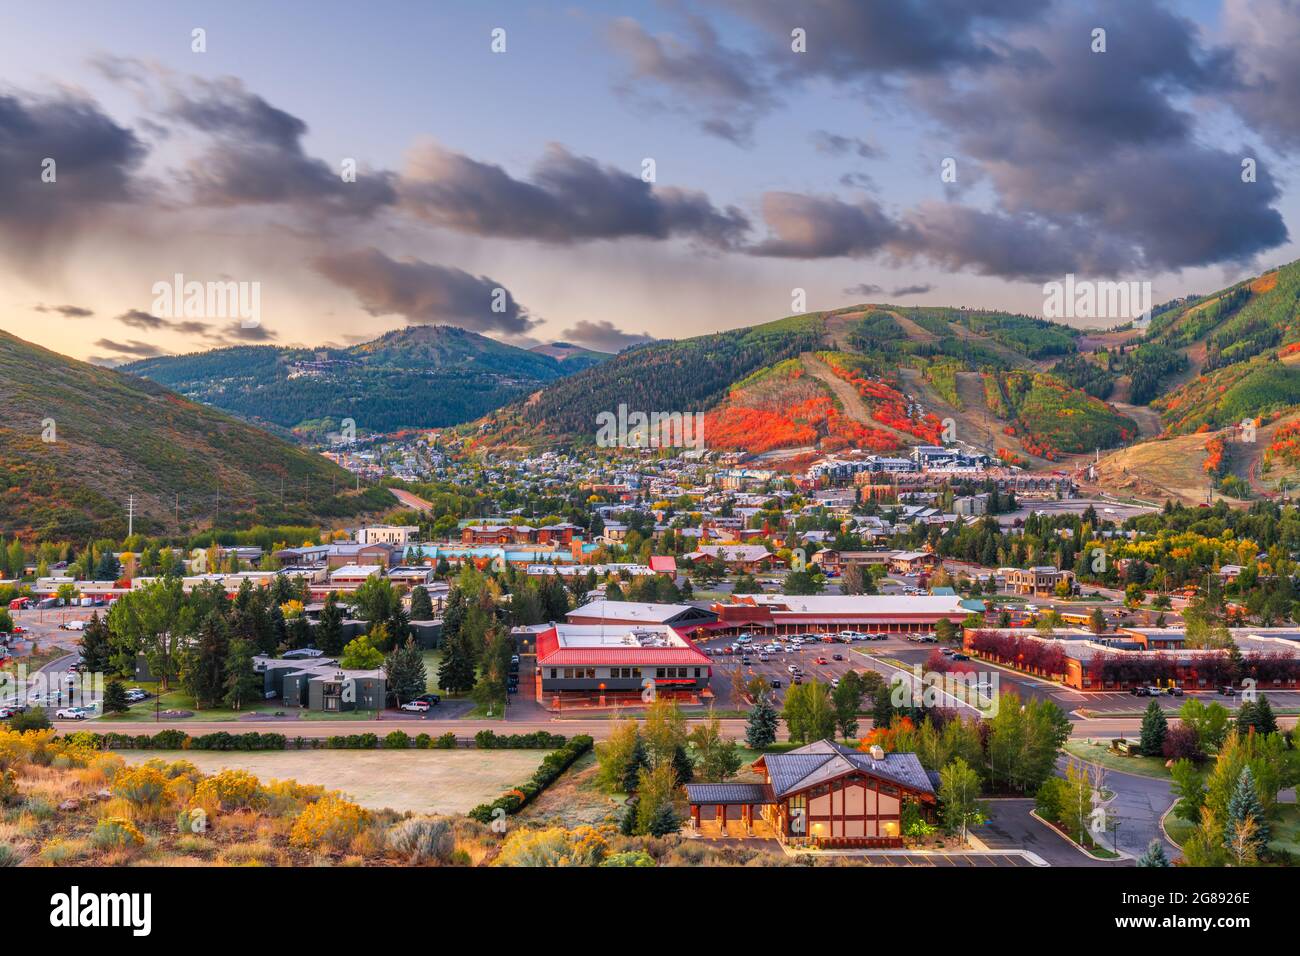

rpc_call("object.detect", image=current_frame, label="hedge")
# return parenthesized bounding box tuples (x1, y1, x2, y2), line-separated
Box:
(59, 729, 562, 752)
(467, 734, 594, 824)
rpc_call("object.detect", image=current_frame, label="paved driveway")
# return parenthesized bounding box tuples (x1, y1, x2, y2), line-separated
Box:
(980, 798, 1120, 867)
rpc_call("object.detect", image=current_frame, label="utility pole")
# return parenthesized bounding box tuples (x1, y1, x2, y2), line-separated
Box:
(126, 494, 135, 538)
(175, 492, 180, 533)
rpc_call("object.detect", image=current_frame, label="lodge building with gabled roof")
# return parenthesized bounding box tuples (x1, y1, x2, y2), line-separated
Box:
(685, 739, 936, 846)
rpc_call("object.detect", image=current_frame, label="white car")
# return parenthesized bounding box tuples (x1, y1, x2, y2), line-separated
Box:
(56, 707, 92, 720)
(400, 700, 430, 713)
(60, 620, 87, 631)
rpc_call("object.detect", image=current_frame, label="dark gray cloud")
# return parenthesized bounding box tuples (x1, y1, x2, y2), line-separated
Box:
(218, 321, 277, 342)
(559, 320, 656, 353)
(843, 283, 883, 297)
(34, 303, 95, 317)
(1225, 0, 1300, 147)
(93, 338, 169, 358)
(812, 131, 881, 159)
(890, 283, 934, 297)
(606, 14, 774, 145)
(115, 308, 168, 330)
(0, 92, 147, 261)
(314, 248, 536, 335)
(400, 141, 749, 248)
(748, 192, 900, 258)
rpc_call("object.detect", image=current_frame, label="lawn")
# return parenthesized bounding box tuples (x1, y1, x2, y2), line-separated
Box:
(101, 684, 376, 722)
(118, 748, 552, 814)
(1062, 740, 1174, 779)
(1267, 802, 1300, 856)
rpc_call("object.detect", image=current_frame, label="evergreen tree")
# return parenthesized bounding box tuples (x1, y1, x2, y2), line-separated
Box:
(620, 736, 649, 793)
(1225, 765, 1269, 855)
(745, 694, 779, 750)
(1136, 840, 1172, 867)
(1139, 700, 1168, 756)
(285, 614, 312, 651)
(79, 612, 113, 675)
(647, 801, 681, 837)
(102, 678, 130, 714)
(183, 611, 230, 709)
(409, 586, 434, 620)
(222, 638, 261, 711)
(605, 580, 624, 601)
(316, 593, 344, 655)
(385, 637, 428, 706)
(437, 632, 478, 695)
(671, 744, 695, 785)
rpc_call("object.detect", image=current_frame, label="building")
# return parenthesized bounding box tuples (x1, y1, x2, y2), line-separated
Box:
(648, 555, 678, 576)
(327, 564, 383, 592)
(889, 551, 937, 574)
(535, 623, 712, 706)
(709, 594, 970, 636)
(1005, 566, 1075, 596)
(565, 600, 718, 634)
(325, 543, 396, 570)
(254, 654, 386, 712)
(685, 739, 935, 846)
(682, 544, 778, 573)
(356, 525, 419, 547)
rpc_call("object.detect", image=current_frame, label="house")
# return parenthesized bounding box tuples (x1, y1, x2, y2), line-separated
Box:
(685, 739, 935, 845)
(565, 600, 718, 634)
(648, 555, 677, 576)
(810, 549, 841, 573)
(328, 565, 383, 592)
(535, 623, 712, 706)
(889, 551, 937, 574)
(386, 565, 433, 588)
(356, 525, 419, 547)
(1005, 566, 1075, 596)
(325, 543, 396, 570)
(682, 544, 778, 573)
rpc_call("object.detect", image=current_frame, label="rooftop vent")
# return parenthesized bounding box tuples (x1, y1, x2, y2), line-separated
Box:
(868, 745, 885, 761)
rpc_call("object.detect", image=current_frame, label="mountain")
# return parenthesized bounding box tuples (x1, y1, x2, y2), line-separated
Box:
(0, 330, 393, 540)
(123, 325, 582, 437)
(528, 341, 611, 371)
(476, 259, 1300, 497)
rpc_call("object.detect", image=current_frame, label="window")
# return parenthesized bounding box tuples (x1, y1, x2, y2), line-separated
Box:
(693, 668, 701, 678)
(549, 669, 557, 679)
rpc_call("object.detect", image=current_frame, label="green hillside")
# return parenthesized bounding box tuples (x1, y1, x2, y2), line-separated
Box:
(124, 324, 579, 437)
(0, 330, 392, 540)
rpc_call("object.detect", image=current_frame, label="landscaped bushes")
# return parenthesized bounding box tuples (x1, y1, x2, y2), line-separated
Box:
(60, 729, 580, 752)
(473, 730, 568, 750)
(468, 734, 594, 824)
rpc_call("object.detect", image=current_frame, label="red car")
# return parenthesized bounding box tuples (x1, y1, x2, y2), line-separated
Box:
(813, 657, 829, 665)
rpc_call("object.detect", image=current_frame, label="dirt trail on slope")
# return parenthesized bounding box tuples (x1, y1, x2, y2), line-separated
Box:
(799, 351, 919, 446)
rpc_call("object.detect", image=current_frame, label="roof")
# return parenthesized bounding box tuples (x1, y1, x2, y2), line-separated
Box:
(535, 624, 712, 667)
(648, 555, 677, 573)
(684, 783, 776, 805)
(565, 600, 715, 625)
(757, 740, 934, 798)
(729, 594, 967, 617)
(685, 545, 774, 562)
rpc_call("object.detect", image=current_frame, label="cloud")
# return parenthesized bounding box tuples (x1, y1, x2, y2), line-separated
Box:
(1224, 0, 1300, 147)
(890, 283, 934, 297)
(842, 283, 883, 297)
(93, 338, 169, 358)
(747, 193, 900, 258)
(812, 131, 881, 159)
(558, 320, 656, 352)
(399, 141, 749, 248)
(34, 303, 95, 318)
(217, 321, 277, 342)
(605, 15, 774, 144)
(115, 308, 169, 330)
(314, 248, 536, 335)
(0, 92, 148, 264)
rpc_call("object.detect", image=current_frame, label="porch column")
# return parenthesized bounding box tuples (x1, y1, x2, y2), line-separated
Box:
(716, 804, 725, 831)
(690, 805, 700, 829)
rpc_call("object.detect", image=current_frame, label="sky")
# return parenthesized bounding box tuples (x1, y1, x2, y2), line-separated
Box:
(2, 0, 1299, 364)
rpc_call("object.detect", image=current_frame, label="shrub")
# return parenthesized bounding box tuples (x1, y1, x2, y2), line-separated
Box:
(0, 843, 25, 867)
(194, 769, 266, 811)
(289, 796, 371, 850)
(387, 816, 456, 864)
(384, 731, 411, 750)
(435, 732, 457, 749)
(468, 735, 593, 823)
(113, 764, 170, 814)
(600, 849, 655, 867)
(415, 733, 432, 749)
(495, 825, 608, 867)
(91, 816, 145, 851)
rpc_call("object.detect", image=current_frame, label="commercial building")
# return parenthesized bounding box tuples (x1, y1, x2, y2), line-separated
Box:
(709, 594, 969, 637)
(564, 600, 719, 634)
(534, 623, 712, 707)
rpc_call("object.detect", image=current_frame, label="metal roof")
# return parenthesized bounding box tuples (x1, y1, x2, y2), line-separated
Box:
(760, 740, 934, 797)
(684, 783, 776, 805)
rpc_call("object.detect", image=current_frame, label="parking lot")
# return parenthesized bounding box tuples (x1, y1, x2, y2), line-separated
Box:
(699, 631, 946, 710)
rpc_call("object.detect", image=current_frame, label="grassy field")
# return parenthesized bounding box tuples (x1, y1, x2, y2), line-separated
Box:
(1063, 740, 1174, 778)
(104, 683, 376, 722)
(119, 748, 552, 814)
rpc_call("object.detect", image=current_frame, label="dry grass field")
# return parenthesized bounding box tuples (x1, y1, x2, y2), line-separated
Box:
(120, 749, 551, 815)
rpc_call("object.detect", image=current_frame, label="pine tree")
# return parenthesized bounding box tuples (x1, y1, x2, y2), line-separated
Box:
(1139, 699, 1168, 756)
(385, 637, 427, 706)
(317, 593, 344, 655)
(671, 744, 695, 785)
(222, 638, 261, 711)
(1136, 840, 1171, 867)
(102, 678, 130, 714)
(620, 736, 649, 793)
(437, 632, 477, 695)
(1225, 765, 1269, 855)
(1254, 694, 1278, 736)
(745, 694, 778, 750)
(184, 611, 230, 709)
(647, 801, 681, 837)
(79, 612, 113, 675)
(409, 586, 434, 620)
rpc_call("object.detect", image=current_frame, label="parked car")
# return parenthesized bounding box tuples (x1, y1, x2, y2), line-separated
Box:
(414, 693, 441, 706)
(792, 675, 803, 685)
(813, 657, 829, 665)
(59, 620, 87, 631)
(55, 707, 92, 720)
(952, 653, 971, 661)
(758, 654, 770, 663)
(740, 657, 753, 666)
(1167, 686, 1184, 696)
(1130, 686, 1150, 696)
(832, 653, 844, 661)
(1218, 685, 1237, 696)
(769, 678, 782, 689)
(400, 700, 430, 713)
(787, 664, 801, 674)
